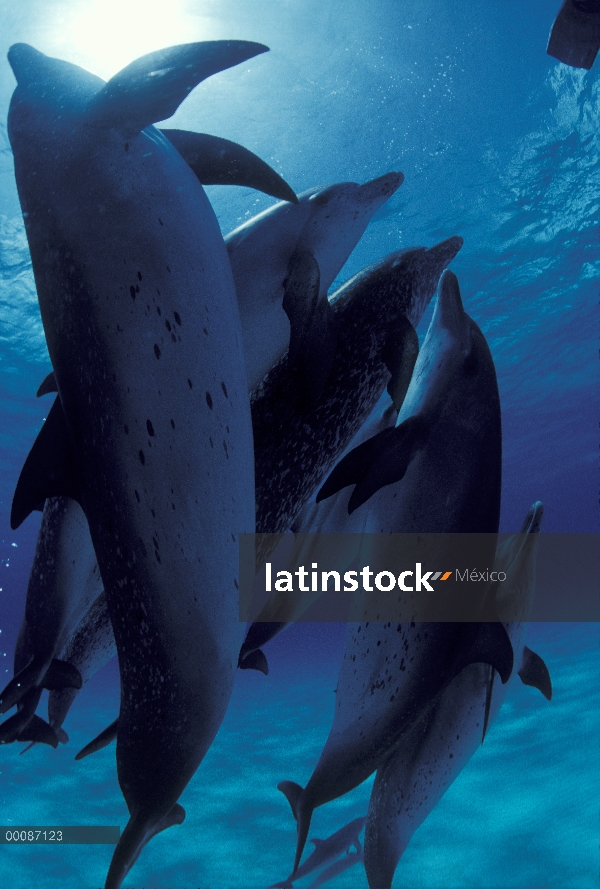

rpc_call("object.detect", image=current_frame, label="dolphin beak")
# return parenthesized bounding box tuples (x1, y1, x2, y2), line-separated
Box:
(431, 269, 469, 346)
(427, 235, 464, 268)
(520, 500, 544, 535)
(358, 171, 404, 205)
(7, 44, 47, 86)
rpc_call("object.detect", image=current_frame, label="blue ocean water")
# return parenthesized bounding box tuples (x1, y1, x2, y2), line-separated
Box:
(0, 1, 597, 887)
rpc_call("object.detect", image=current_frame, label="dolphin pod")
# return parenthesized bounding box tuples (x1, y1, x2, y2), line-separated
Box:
(5, 40, 281, 889)
(363, 502, 552, 888)
(279, 270, 512, 872)
(0, 30, 555, 889)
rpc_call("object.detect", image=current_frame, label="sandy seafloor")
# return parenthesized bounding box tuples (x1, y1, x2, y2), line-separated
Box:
(0, 0, 598, 887)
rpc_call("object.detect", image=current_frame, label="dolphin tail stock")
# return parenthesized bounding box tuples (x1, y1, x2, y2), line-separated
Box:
(83, 41, 270, 136)
(75, 717, 119, 760)
(160, 129, 297, 204)
(316, 415, 429, 513)
(547, 0, 600, 70)
(277, 781, 314, 874)
(517, 646, 553, 700)
(238, 647, 269, 675)
(282, 250, 338, 408)
(104, 803, 185, 889)
(11, 397, 82, 530)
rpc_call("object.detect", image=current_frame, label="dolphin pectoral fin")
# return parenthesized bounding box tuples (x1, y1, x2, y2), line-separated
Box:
(517, 646, 553, 700)
(16, 715, 59, 749)
(318, 416, 428, 513)
(238, 647, 269, 675)
(283, 250, 337, 406)
(547, 1, 600, 70)
(86, 41, 269, 135)
(105, 803, 185, 889)
(383, 316, 419, 412)
(458, 622, 514, 686)
(55, 726, 69, 745)
(36, 371, 57, 397)
(481, 664, 495, 743)
(11, 397, 82, 530)
(75, 717, 119, 760)
(278, 781, 303, 822)
(160, 129, 297, 203)
(43, 659, 83, 692)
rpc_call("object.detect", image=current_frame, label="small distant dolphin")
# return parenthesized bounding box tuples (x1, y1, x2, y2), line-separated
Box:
(0, 497, 101, 746)
(226, 175, 403, 389)
(279, 270, 511, 872)
(239, 237, 462, 669)
(306, 850, 364, 889)
(7, 40, 262, 889)
(363, 502, 552, 889)
(547, 0, 600, 70)
(270, 816, 365, 888)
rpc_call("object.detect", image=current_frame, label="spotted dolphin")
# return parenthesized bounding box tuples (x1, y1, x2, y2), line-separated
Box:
(363, 502, 552, 889)
(270, 816, 365, 888)
(239, 238, 463, 669)
(7, 41, 261, 889)
(226, 174, 404, 390)
(0, 497, 101, 746)
(279, 270, 512, 872)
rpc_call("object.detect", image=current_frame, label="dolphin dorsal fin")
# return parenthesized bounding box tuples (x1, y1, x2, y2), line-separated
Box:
(11, 396, 82, 530)
(517, 646, 552, 700)
(86, 41, 268, 135)
(161, 129, 297, 203)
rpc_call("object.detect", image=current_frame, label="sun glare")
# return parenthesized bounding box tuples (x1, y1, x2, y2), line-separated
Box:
(59, 0, 215, 80)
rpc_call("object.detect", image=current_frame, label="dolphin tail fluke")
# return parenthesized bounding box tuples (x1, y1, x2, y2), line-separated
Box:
(316, 415, 428, 513)
(16, 714, 59, 748)
(161, 129, 297, 203)
(382, 316, 419, 412)
(36, 371, 57, 397)
(43, 659, 82, 692)
(547, 1, 600, 70)
(238, 647, 269, 675)
(11, 397, 82, 530)
(87, 41, 269, 136)
(517, 646, 552, 700)
(105, 803, 185, 889)
(75, 717, 118, 760)
(283, 250, 337, 407)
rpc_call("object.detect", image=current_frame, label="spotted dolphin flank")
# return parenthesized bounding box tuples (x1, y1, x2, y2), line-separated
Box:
(7, 41, 261, 889)
(279, 270, 511, 872)
(363, 502, 552, 889)
(226, 174, 404, 390)
(239, 238, 462, 670)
